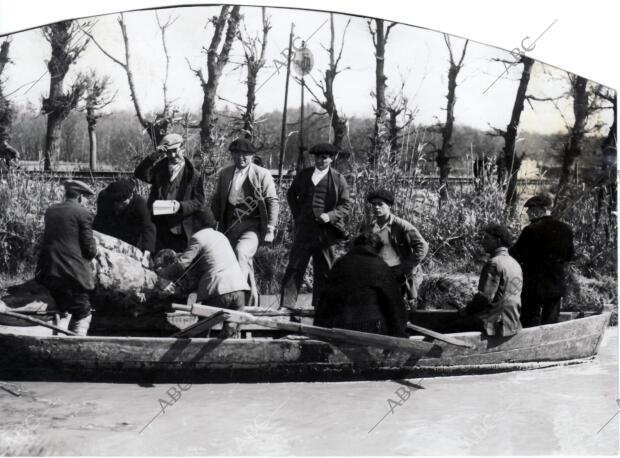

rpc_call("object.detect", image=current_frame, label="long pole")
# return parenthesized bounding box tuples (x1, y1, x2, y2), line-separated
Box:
(277, 23, 295, 189)
(298, 74, 305, 172)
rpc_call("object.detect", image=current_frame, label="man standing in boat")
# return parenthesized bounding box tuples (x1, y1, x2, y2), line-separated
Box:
(280, 143, 351, 309)
(35, 180, 99, 336)
(510, 192, 575, 327)
(457, 224, 523, 336)
(365, 189, 429, 310)
(134, 133, 206, 253)
(211, 139, 279, 306)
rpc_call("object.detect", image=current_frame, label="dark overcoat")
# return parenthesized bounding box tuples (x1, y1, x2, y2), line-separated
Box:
(509, 215, 574, 301)
(93, 191, 156, 253)
(36, 200, 98, 290)
(134, 155, 205, 244)
(315, 245, 407, 337)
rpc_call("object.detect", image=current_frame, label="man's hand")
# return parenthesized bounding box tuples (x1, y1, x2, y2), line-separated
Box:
(264, 227, 275, 243)
(141, 250, 153, 269)
(318, 213, 330, 223)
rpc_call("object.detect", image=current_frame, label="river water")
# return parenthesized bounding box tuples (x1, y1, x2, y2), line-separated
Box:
(0, 331, 618, 455)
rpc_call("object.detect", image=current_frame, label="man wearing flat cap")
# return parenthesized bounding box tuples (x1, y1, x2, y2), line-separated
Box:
(510, 192, 574, 327)
(36, 180, 99, 335)
(135, 133, 206, 253)
(281, 142, 351, 309)
(365, 188, 429, 309)
(211, 138, 279, 305)
(93, 179, 156, 266)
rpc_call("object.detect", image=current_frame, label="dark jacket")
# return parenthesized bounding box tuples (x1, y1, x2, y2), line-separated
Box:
(36, 200, 98, 290)
(315, 245, 407, 337)
(364, 215, 429, 301)
(134, 155, 205, 244)
(509, 216, 574, 301)
(466, 247, 523, 336)
(93, 191, 156, 253)
(287, 167, 351, 238)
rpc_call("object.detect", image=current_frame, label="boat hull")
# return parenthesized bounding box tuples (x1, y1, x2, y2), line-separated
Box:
(0, 313, 610, 383)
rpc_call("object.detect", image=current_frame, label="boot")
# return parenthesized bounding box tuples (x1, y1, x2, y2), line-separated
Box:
(68, 314, 92, 336)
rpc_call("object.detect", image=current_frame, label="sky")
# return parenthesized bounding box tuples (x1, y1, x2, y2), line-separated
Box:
(0, 1, 616, 136)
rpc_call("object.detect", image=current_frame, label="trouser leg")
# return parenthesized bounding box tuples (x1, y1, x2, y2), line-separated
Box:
(233, 231, 260, 306)
(48, 284, 92, 336)
(311, 240, 337, 308)
(520, 296, 542, 328)
(210, 291, 247, 338)
(280, 235, 314, 308)
(541, 298, 561, 325)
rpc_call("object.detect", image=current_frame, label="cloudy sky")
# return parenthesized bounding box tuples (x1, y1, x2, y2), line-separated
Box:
(0, 1, 615, 136)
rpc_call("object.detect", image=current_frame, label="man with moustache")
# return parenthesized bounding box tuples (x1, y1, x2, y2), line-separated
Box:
(281, 143, 351, 309)
(134, 133, 206, 253)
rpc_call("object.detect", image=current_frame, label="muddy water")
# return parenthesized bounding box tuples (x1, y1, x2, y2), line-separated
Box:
(0, 332, 618, 456)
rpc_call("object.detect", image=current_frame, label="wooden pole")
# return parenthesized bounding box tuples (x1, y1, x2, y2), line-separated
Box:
(0, 310, 77, 336)
(297, 74, 305, 172)
(277, 23, 295, 189)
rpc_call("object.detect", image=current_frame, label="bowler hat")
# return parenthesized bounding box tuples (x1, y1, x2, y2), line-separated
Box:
(524, 192, 553, 208)
(309, 143, 338, 156)
(158, 133, 184, 150)
(62, 179, 94, 196)
(367, 188, 395, 206)
(229, 138, 256, 154)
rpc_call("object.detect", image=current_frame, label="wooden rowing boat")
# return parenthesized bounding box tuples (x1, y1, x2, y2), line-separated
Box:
(0, 311, 610, 383)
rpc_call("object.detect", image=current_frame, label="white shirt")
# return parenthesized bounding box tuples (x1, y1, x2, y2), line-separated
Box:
(373, 218, 401, 267)
(311, 166, 329, 186)
(228, 165, 251, 205)
(168, 162, 184, 183)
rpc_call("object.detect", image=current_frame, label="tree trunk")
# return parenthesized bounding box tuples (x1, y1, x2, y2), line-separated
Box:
(556, 75, 589, 203)
(87, 109, 97, 171)
(44, 115, 62, 170)
(437, 67, 457, 201)
(503, 56, 534, 209)
(371, 19, 387, 165)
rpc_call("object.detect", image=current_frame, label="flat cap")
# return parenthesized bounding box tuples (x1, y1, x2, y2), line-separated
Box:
(63, 179, 94, 196)
(367, 188, 395, 206)
(524, 192, 553, 208)
(309, 143, 338, 156)
(229, 138, 256, 154)
(158, 133, 184, 150)
(106, 179, 134, 202)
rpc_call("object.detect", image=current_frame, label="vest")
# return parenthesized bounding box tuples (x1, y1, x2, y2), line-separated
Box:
(300, 173, 329, 224)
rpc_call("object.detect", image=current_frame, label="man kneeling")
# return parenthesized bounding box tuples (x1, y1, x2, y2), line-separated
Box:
(158, 210, 250, 337)
(456, 224, 523, 337)
(315, 233, 407, 337)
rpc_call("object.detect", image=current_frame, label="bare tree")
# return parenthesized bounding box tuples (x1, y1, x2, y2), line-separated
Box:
(80, 14, 175, 147)
(435, 35, 468, 200)
(312, 13, 351, 151)
(79, 70, 116, 171)
(385, 82, 415, 164)
(0, 37, 19, 170)
(187, 5, 241, 156)
(367, 18, 396, 164)
(41, 21, 89, 171)
(238, 7, 270, 140)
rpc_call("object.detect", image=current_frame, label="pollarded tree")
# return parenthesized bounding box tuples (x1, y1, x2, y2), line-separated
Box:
(187, 5, 242, 157)
(41, 21, 89, 171)
(0, 37, 19, 170)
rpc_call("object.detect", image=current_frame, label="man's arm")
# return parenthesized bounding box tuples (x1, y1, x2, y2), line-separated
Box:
(466, 261, 500, 315)
(134, 153, 162, 184)
(135, 198, 156, 253)
(261, 170, 279, 229)
(210, 171, 223, 224)
(286, 173, 302, 220)
(179, 173, 206, 216)
(325, 173, 351, 224)
(78, 210, 98, 260)
(400, 226, 429, 273)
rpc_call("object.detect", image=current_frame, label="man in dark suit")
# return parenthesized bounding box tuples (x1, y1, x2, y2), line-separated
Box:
(315, 233, 407, 337)
(93, 179, 156, 267)
(134, 133, 205, 253)
(35, 180, 99, 335)
(510, 192, 575, 327)
(281, 142, 351, 309)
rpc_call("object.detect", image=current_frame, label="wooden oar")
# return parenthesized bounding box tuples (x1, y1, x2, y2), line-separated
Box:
(173, 303, 436, 354)
(406, 322, 475, 349)
(0, 310, 77, 336)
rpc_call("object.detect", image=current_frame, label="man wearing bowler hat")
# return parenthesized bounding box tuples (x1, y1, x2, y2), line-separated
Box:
(365, 188, 428, 310)
(281, 142, 351, 309)
(510, 192, 574, 327)
(134, 133, 206, 252)
(211, 138, 279, 305)
(36, 180, 99, 336)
